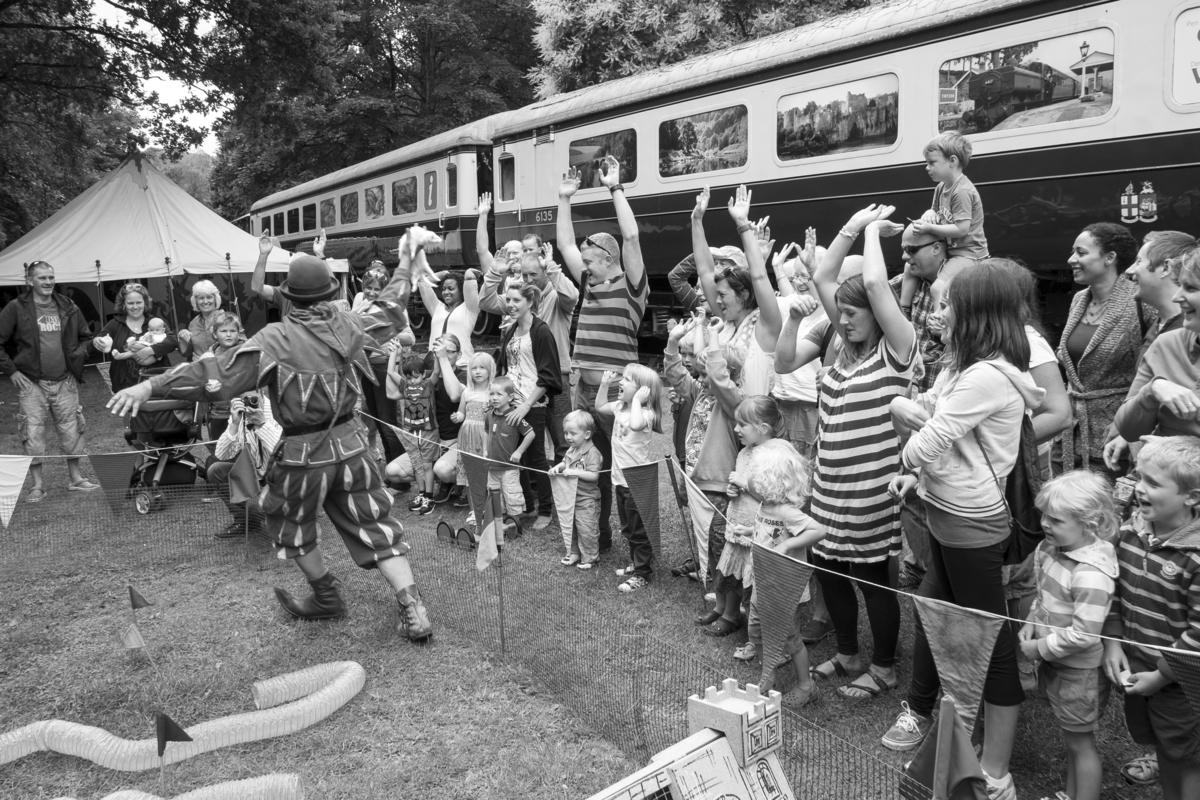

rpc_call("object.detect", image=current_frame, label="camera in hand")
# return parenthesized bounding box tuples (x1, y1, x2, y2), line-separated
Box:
(245, 394, 260, 409)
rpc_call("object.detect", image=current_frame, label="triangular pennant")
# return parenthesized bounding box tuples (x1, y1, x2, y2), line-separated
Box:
(900, 696, 988, 800)
(295, 373, 319, 412)
(0, 456, 32, 528)
(752, 543, 814, 676)
(155, 711, 192, 757)
(227, 447, 260, 505)
(912, 596, 1004, 735)
(90, 451, 140, 505)
(664, 457, 696, 553)
(624, 462, 661, 561)
(122, 622, 145, 650)
(476, 490, 503, 571)
(676, 463, 716, 586)
(94, 361, 113, 394)
(460, 453, 491, 528)
(550, 474, 578, 556)
(129, 585, 153, 610)
(1162, 648, 1200, 719)
(318, 372, 341, 407)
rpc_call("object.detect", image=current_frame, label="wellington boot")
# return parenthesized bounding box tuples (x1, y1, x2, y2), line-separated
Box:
(395, 585, 433, 642)
(274, 572, 347, 620)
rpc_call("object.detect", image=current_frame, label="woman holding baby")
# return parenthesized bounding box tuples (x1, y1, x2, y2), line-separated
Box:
(92, 282, 177, 392)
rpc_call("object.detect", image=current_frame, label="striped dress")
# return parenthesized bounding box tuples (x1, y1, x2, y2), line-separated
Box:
(810, 339, 914, 564)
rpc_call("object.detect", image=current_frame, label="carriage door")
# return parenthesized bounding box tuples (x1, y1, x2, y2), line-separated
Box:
(531, 128, 557, 236)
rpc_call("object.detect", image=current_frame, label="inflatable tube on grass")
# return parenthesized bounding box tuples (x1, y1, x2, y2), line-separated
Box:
(49, 772, 302, 800)
(1, 661, 364, 771)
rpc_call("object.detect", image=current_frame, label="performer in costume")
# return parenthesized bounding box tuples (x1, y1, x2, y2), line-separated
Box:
(107, 228, 439, 642)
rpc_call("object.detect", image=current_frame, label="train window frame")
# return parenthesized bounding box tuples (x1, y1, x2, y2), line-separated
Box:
(260, 217, 271, 236)
(566, 127, 638, 193)
(340, 191, 359, 225)
(657, 103, 750, 182)
(774, 71, 902, 168)
(498, 154, 516, 202)
(391, 176, 418, 217)
(934, 22, 1118, 142)
(446, 162, 458, 207)
(301, 203, 316, 231)
(272, 212, 284, 238)
(1167, 3, 1200, 111)
(286, 208, 300, 235)
(320, 198, 336, 228)
(365, 185, 385, 220)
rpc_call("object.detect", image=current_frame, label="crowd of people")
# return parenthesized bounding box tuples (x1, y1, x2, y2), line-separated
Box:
(3, 131, 1199, 800)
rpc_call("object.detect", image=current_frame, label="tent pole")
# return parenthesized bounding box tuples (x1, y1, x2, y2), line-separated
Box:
(94, 260, 105, 329)
(164, 257, 181, 332)
(225, 251, 241, 320)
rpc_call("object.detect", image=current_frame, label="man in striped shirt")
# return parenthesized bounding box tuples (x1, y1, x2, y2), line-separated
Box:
(557, 155, 648, 550)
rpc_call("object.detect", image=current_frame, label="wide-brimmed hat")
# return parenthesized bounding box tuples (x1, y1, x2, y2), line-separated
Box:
(278, 254, 339, 303)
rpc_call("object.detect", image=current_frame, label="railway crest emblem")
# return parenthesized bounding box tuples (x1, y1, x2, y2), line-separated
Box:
(1120, 182, 1158, 224)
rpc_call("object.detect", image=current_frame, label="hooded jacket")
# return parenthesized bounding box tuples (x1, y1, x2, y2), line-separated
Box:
(903, 358, 1045, 520)
(1028, 536, 1119, 668)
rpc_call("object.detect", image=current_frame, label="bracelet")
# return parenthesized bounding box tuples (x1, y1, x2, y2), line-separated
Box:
(609, 184, 625, 194)
(838, 227, 859, 241)
(736, 222, 754, 235)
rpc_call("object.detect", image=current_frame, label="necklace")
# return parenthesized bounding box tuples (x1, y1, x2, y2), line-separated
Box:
(1082, 296, 1109, 325)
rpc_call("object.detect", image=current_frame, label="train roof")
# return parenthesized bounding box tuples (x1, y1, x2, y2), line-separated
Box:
(251, 114, 514, 212)
(492, 0, 1047, 140)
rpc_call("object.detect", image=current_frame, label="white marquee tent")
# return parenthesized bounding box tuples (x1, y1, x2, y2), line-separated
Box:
(0, 152, 326, 286)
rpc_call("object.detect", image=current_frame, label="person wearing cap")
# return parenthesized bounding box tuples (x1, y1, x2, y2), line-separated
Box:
(0, 260, 100, 502)
(557, 155, 648, 550)
(108, 230, 440, 642)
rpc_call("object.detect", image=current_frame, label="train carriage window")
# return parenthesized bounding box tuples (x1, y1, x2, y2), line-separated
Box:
(302, 203, 316, 231)
(499, 155, 515, 201)
(569, 130, 636, 188)
(260, 217, 271, 236)
(272, 212, 284, 238)
(423, 171, 438, 210)
(320, 199, 336, 228)
(340, 191, 359, 224)
(1172, 8, 1200, 105)
(286, 208, 299, 234)
(365, 185, 384, 219)
(392, 177, 417, 215)
(777, 74, 898, 160)
(446, 163, 457, 207)
(938, 28, 1114, 134)
(660, 106, 747, 176)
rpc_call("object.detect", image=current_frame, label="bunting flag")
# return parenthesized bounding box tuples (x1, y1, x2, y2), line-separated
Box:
(121, 623, 145, 650)
(550, 474, 578, 556)
(129, 586, 153, 610)
(1162, 648, 1200, 719)
(476, 489, 503, 572)
(672, 461, 716, 586)
(227, 447, 259, 505)
(155, 711, 193, 757)
(624, 462, 661, 560)
(0, 456, 32, 528)
(664, 457, 696, 561)
(94, 361, 113, 394)
(460, 453, 491, 528)
(752, 543, 814, 675)
(900, 695, 988, 800)
(90, 451, 140, 504)
(912, 596, 1004, 735)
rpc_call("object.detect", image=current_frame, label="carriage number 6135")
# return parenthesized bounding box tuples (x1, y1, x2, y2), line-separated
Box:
(534, 209, 555, 224)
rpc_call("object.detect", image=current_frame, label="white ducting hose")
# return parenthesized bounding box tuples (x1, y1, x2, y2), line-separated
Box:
(50, 772, 303, 800)
(2, 661, 364, 772)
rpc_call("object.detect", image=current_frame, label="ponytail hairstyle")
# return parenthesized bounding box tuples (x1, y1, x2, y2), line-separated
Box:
(734, 395, 784, 440)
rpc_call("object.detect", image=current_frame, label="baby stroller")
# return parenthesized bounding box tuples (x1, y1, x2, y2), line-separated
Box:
(123, 397, 205, 514)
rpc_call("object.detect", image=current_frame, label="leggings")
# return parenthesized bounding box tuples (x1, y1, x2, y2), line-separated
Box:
(907, 514, 1024, 717)
(811, 551, 899, 668)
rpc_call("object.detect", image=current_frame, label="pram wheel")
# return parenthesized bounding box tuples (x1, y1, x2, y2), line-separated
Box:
(134, 489, 154, 515)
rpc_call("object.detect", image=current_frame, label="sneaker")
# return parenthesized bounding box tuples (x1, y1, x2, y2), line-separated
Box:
(560, 553, 581, 566)
(452, 489, 470, 508)
(417, 496, 435, 515)
(617, 575, 648, 593)
(733, 642, 758, 662)
(430, 484, 452, 504)
(576, 560, 598, 571)
(982, 771, 1016, 800)
(408, 492, 426, 512)
(703, 591, 716, 603)
(615, 564, 637, 577)
(881, 702, 932, 752)
(1036, 792, 1071, 800)
(215, 521, 246, 539)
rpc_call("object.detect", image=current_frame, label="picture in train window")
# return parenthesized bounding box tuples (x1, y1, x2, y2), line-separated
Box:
(423, 171, 438, 210)
(777, 75, 898, 161)
(320, 199, 336, 228)
(938, 28, 1114, 134)
(568, 129, 637, 188)
(340, 192, 359, 224)
(446, 163, 458, 207)
(659, 105, 748, 177)
(1172, 8, 1200, 105)
(302, 203, 316, 231)
(392, 177, 417, 215)
(365, 185, 384, 219)
(499, 155, 515, 201)
(272, 212, 284, 237)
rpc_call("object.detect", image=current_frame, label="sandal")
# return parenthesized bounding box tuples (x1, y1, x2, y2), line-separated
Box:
(790, 682, 819, 707)
(1120, 753, 1158, 785)
(703, 616, 743, 637)
(810, 657, 851, 681)
(25, 487, 46, 504)
(837, 669, 897, 701)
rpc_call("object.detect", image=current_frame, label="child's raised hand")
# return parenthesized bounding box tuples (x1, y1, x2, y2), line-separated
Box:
(787, 294, 819, 319)
(600, 370, 618, 385)
(633, 386, 651, 405)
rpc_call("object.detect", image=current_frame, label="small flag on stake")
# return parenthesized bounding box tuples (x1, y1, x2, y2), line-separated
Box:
(0, 455, 32, 529)
(912, 596, 1004, 735)
(122, 623, 145, 650)
(129, 586, 153, 610)
(1162, 648, 1200, 719)
(624, 462, 661, 560)
(476, 490, 503, 572)
(155, 711, 192, 757)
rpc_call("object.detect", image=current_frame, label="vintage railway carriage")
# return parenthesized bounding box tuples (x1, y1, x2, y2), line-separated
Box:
(252, 0, 1200, 341)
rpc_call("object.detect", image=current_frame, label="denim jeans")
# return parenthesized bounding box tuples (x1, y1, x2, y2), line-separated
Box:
(16, 375, 85, 459)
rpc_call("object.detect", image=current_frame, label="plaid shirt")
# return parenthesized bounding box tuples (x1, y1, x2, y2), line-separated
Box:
(888, 275, 942, 394)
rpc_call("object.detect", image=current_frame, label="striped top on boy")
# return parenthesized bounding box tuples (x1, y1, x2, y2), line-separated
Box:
(571, 270, 648, 373)
(810, 338, 915, 564)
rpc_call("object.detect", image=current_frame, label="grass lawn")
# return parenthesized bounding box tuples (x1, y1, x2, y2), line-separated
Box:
(0, 372, 1163, 799)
